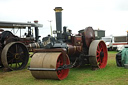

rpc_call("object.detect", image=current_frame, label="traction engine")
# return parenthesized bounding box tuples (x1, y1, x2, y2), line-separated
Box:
(0, 31, 29, 70)
(0, 21, 42, 71)
(28, 7, 108, 80)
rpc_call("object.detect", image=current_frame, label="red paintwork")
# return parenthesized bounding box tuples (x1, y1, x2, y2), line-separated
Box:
(56, 53, 70, 80)
(96, 41, 108, 68)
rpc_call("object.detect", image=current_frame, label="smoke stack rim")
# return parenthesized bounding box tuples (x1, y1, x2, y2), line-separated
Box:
(54, 7, 63, 12)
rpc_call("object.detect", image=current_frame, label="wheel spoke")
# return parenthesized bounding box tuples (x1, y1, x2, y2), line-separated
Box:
(9, 60, 14, 67)
(57, 61, 60, 67)
(97, 45, 100, 51)
(19, 52, 24, 55)
(15, 59, 18, 68)
(8, 51, 15, 56)
(57, 55, 64, 78)
(97, 57, 101, 62)
(100, 45, 103, 51)
(19, 57, 24, 62)
(18, 62, 21, 67)
(97, 50, 100, 54)
(101, 48, 103, 51)
(15, 44, 18, 53)
(15, 44, 21, 53)
(8, 58, 15, 68)
(97, 51, 100, 57)
(8, 57, 15, 63)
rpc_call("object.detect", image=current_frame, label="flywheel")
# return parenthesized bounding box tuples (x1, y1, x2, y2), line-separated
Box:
(30, 52, 70, 80)
(89, 40, 108, 68)
(1, 42, 29, 70)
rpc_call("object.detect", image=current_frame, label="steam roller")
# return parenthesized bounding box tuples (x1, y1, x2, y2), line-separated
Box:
(28, 7, 108, 80)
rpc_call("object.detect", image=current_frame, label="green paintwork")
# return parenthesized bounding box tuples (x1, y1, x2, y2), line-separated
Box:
(121, 48, 128, 66)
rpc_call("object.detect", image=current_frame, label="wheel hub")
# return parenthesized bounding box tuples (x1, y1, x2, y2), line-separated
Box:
(15, 53, 20, 59)
(100, 51, 104, 58)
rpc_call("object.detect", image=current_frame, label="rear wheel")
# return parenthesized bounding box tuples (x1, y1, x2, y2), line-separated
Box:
(89, 40, 108, 68)
(1, 42, 29, 70)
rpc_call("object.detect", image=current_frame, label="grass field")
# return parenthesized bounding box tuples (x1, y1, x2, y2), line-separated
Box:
(0, 51, 128, 85)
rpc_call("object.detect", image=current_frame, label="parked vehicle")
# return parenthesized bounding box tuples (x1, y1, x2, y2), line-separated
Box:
(101, 35, 128, 51)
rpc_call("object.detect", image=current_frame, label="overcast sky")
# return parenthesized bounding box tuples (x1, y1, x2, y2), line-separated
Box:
(0, 0, 128, 37)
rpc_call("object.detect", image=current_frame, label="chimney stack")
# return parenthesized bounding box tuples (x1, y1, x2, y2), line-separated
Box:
(54, 7, 63, 40)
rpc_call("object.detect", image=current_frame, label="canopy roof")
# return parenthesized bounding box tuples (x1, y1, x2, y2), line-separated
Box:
(0, 21, 43, 29)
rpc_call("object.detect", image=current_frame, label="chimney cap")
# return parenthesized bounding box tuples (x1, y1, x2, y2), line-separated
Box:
(54, 7, 63, 12)
(34, 20, 38, 23)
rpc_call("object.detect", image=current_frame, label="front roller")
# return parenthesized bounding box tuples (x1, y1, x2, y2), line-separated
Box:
(89, 40, 108, 69)
(30, 52, 70, 80)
